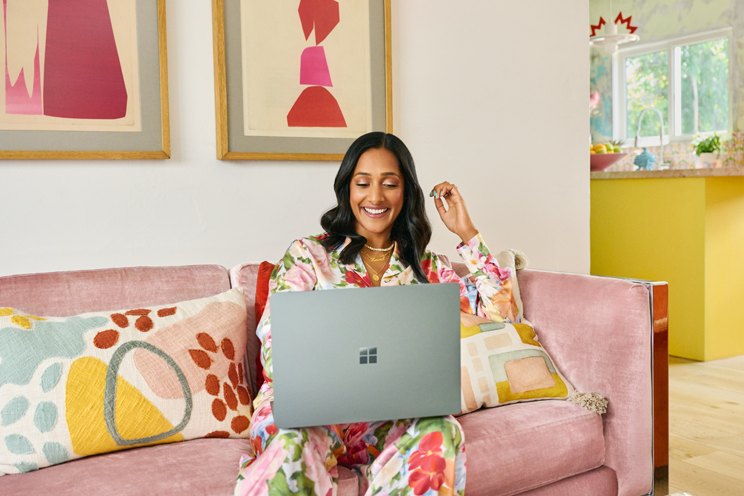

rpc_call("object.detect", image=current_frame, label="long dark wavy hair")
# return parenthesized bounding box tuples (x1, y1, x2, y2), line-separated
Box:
(320, 132, 432, 283)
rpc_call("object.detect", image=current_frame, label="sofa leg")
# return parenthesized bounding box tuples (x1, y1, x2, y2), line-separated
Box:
(654, 465, 669, 495)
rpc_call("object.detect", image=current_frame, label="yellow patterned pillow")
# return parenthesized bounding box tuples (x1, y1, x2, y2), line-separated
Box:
(0, 289, 253, 475)
(459, 319, 574, 415)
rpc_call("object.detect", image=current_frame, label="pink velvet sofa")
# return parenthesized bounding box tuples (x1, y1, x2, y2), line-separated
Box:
(0, 262, 660, 496)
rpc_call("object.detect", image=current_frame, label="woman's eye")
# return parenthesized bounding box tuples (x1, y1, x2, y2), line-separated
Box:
(356, 183, 369, 187)
(384, 183, 399, 188)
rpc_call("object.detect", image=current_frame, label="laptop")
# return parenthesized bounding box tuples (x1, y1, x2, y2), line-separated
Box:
(271, 282, 461, 428)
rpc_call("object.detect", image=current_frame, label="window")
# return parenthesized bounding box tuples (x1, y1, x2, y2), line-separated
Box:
(614, 28, 731, 146)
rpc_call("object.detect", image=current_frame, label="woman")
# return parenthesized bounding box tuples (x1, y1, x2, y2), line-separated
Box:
(235, 132, 514, 496)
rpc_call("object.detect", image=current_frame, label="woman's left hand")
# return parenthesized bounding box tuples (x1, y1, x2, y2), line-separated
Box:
(430, 181, 479, 243)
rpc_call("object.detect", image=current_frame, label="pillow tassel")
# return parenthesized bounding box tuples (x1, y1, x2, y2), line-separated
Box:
(509, 249, 530, 270)
(568, 391, 608, 414)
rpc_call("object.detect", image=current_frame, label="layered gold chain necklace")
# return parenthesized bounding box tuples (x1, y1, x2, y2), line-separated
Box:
(361, 248, 392, 281)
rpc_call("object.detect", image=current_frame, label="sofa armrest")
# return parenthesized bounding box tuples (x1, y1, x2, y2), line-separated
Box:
(518, 269, 658, 496)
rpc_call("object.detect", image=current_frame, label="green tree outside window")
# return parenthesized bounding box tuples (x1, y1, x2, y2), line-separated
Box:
(626, 50, 669, 138)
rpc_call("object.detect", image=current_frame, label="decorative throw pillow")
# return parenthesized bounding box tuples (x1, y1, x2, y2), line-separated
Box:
(0, 288, 253, 476)
(253, 261, 276, 392)
(459, 318, 573, 415)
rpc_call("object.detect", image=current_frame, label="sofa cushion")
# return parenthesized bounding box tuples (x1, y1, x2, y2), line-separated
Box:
(458, 400, 605, 496)
(0, 438, 252, 496)
(0, 289, 253, 475)
(518, 466, 617, 496)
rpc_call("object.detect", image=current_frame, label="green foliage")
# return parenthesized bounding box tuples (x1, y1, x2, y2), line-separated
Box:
(680, 38, 728, 135)
(693, 133, 722, 155)
(626, 50, 668, 137)
(625, 37, 728, 138)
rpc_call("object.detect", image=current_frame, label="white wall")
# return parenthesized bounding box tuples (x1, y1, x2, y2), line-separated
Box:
(0, 0, 589, 278)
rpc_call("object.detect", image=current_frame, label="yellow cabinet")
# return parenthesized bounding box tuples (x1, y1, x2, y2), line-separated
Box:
(591, 174, 744, 361)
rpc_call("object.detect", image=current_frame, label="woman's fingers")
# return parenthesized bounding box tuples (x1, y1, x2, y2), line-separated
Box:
(430, 181, 459, 201)
(434, 195, 447, 217)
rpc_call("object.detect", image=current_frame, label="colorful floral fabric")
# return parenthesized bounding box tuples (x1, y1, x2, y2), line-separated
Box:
(237, 388, 465, 496)
(235, 232, 512, 496)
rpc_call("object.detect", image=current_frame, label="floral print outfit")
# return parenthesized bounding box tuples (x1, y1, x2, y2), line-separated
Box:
(235, 233, 515, 496)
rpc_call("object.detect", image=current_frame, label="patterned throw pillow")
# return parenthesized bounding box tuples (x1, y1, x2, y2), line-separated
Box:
(0, 288, 253, 475)
(459, 319, 573, 415)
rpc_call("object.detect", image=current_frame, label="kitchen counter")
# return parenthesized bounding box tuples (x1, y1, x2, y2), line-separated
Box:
(591, 167, 744, 179)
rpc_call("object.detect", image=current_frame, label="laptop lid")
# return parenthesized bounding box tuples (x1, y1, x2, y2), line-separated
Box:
(271, 283, 461, 428)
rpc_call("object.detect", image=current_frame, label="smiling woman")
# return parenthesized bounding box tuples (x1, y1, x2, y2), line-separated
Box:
(320, 133, 432, 286)
(234, 132, 514, 496)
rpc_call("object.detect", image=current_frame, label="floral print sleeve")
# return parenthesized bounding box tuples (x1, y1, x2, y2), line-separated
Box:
(255, 239, 318, 386)
(456, 233, 519, 323)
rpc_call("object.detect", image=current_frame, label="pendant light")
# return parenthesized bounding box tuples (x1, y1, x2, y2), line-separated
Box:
(590, 0, 640, 54)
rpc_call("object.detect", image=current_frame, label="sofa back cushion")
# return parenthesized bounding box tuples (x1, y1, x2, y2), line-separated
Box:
(0, 265, 231, 317)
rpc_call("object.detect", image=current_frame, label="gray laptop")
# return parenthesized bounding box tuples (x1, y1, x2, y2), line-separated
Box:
(271, 283, 461, 428)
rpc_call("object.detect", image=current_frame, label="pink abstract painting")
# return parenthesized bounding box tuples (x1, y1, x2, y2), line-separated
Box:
(298, 0, 339, 45)
(299, 46, 332, 87)
(3, 29, 42, 115)
(43, 0, 128, 119)
(3, 0, 128, 120)
(289, 0, 346, 128)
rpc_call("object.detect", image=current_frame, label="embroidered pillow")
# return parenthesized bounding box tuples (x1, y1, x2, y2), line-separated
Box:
(0, 288, 253, 475)
(459, 318, 573, 415)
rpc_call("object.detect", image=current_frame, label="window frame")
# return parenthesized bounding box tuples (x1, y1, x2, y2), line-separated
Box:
(613, 27, 733, 148)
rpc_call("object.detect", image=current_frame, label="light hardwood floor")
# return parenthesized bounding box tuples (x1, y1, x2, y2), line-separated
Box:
(668, 355, 744, 496)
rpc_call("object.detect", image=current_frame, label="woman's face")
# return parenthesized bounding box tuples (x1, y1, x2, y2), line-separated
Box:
(349, 147, 405, 244)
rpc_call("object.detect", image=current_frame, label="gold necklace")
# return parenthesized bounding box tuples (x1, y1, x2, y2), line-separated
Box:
(362, 249, 388, 263)
(364, 243, 394, 252)
(363, 251, 392, 281)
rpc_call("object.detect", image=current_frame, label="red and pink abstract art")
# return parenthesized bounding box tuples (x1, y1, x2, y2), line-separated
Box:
(287, 0, 346, 128)
(3, 0, 127, 120)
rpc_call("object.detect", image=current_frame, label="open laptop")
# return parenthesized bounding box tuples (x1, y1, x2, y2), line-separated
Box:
(271, 282, 461, 428)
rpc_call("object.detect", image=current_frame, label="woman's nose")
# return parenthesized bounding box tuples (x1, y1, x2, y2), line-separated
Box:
(369, 184, 383, 203)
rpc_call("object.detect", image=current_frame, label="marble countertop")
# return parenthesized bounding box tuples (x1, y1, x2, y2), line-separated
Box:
(591, 167, 744, 179)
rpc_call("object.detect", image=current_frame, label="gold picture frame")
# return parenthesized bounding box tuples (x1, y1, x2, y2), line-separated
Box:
(212, 0, 392, 161)
(0, 0, 170, 159)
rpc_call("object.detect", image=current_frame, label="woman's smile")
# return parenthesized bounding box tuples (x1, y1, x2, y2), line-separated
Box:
(362, 206, 389, 218)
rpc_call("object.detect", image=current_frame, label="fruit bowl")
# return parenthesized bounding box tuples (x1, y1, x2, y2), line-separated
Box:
(590, 153, 627, 171)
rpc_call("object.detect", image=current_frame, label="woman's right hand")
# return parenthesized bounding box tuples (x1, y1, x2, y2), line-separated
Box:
(430, 181, 479, 243)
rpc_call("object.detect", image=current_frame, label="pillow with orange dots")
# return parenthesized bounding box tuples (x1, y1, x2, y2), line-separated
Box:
(0, 288, 253, 476)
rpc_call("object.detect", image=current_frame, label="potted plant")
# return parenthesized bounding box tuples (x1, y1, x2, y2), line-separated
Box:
(694, 133, 723, 169)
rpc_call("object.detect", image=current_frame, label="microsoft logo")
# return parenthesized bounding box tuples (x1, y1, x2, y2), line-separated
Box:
(359, 347, 377, 365)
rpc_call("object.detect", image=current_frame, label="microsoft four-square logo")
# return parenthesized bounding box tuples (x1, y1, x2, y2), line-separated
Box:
(359, 347, 377, 364)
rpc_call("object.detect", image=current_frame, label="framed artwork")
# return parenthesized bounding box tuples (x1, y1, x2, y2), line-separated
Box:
(212, 0, 392, 161)
(0, 0, 169, 159)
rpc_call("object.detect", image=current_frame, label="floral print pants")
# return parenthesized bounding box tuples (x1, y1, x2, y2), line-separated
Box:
(234, 389, 466, 496)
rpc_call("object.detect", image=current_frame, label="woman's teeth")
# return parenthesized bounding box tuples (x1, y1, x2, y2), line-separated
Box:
(364, 207, 387, 215)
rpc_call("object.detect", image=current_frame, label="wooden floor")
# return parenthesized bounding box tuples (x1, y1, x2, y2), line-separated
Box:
(668, 355, 744, 496)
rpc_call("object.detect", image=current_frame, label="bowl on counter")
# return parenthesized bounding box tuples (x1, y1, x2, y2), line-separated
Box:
(590, 153, 627, 172)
